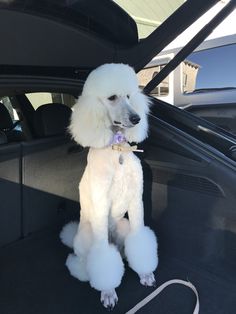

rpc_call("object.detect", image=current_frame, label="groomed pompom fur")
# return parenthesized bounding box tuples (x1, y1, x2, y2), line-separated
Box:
(60, 221, 78, 248)
(87, 244, 124, 291)
(125, 226, 158, 274)
(66, 253, 89, 282)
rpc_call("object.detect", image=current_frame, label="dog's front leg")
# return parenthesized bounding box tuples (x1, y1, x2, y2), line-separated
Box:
(87, 196, 124, 309)
(125, 195, 158, 287)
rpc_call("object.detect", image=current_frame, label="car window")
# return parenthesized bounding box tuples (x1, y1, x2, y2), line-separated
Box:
(138, 64, 169, 97)
(184, 44, 236, 93)
(0, 96, 22, 132)
(0, 97, 19, 122)
(181, 43, 236, 136)
(26, 93, 76, 110)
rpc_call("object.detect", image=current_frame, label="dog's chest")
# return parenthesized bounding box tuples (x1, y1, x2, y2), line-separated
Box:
(111, 154, 132, 191)
(109, 152, 141, 217)
(112, 153, 129, 179)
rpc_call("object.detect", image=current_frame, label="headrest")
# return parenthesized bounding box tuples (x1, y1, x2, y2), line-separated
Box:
(0, 102, 14, 130)
(34, 103, 72, 138)
(0, 131, 7, 144)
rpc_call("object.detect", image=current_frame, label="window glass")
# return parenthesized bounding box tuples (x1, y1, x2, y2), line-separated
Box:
(0, 97, 22, 132)
(26, 93, 76, 110)
(182, 43, 236, 136)
(183, 44, 236, 93)
(137, 65, 169, 96)
(0, 97, 19, 121)
(26, 93, 53, 110)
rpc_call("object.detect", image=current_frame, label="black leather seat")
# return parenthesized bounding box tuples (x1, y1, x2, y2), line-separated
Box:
(33, 103, 72, 138)
(0, 131, 7, 144)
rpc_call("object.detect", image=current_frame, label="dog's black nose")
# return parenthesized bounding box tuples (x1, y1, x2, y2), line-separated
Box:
(129, 114, 140, 125)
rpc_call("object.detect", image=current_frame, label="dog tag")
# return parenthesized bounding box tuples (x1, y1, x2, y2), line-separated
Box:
(119, 154, 124, 165)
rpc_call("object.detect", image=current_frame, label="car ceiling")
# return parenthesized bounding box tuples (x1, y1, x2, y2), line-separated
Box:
(0, 0, 227, 81)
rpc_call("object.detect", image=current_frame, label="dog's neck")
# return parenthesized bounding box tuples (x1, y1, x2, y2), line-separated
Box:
(110, 126, 122, 133)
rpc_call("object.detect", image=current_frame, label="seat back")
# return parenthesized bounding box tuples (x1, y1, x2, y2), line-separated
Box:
(0, 143, 21, 246)
(33, 103, 72, 138)
(0, 131, 7, 144)
(22, 103, 87, 235)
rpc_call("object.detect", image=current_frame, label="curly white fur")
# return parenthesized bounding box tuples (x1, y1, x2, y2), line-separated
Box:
(60, 221, 78, 248)
(69, 63, 150, 148)
(60, 63, 158, 309)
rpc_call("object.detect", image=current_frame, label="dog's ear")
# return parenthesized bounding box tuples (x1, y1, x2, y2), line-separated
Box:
(125, 91, 151, 143)
(69, 95, 113, 148)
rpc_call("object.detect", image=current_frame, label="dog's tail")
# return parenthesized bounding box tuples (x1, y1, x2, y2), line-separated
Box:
(60, 221, 78, 248)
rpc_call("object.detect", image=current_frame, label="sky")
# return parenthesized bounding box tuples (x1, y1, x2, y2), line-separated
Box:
(165, 3, 236, 50)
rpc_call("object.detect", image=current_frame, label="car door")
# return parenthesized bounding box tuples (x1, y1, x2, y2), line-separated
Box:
(182, 42, 236, 136)
(136, 3, 236, 312)
(138, 98, 236, 312)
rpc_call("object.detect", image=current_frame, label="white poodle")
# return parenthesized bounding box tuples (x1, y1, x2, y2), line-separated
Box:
(60, 63, 158, 309)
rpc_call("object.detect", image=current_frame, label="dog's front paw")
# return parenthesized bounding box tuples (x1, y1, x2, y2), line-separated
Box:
(139, 272, 156, 287)
(101, 289, 118, 310)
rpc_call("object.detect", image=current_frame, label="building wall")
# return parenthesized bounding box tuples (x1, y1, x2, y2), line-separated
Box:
(182, 62, 199, 93)
(137, 65, 169, 96)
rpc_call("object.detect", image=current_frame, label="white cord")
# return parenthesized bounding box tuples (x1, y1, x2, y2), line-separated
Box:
(126, 279, 199, 314)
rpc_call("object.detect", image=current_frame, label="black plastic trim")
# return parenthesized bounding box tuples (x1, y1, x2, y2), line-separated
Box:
(151, 97, 236, 162)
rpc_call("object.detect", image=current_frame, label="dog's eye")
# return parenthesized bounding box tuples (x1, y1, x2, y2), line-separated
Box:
(108, 95, 117, 101)
(127, 95, 130, 99)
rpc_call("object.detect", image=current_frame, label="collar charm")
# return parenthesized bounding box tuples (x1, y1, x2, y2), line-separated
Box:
(110, 131, 144, 153)
(112, 131, 126, 145)
(119, 155, 124, 165)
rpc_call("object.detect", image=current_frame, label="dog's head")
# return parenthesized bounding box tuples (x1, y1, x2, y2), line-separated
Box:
(69, 63, 151, 148)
